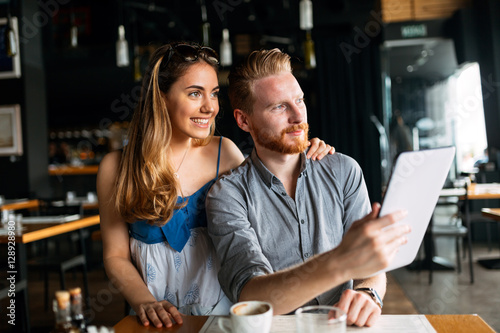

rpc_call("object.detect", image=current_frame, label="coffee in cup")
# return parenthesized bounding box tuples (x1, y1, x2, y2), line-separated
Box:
(218, 301, 273, 333)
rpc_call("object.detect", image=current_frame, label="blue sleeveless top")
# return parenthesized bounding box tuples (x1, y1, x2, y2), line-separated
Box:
(129, 138, 223, 252)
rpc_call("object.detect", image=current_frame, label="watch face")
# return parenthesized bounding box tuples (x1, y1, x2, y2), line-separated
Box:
(356, 288, 383, 309)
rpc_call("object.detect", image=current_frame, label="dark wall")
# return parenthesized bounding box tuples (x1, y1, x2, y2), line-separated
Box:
(0, 78, 28, 198)
(314, 29, 384, 202)
(0, 0, 49, 199)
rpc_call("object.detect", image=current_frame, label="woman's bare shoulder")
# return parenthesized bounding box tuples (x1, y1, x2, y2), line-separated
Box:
(216, 136, 245, 173)
(97, 151, 122, 183)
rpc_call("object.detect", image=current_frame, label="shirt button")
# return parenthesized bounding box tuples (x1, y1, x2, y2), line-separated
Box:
(304, 253, 310, 258)
(281, 192, 286, 196)
(301, 219, 305, 224)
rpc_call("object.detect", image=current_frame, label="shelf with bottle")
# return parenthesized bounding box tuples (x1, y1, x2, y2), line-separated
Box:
(48, 122, 129, 174)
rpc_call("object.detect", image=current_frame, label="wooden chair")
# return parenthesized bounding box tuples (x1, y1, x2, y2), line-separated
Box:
(428, 184, 474, 284)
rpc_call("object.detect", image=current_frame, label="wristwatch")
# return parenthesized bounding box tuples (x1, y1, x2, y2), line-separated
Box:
(355, 287, 383, 309)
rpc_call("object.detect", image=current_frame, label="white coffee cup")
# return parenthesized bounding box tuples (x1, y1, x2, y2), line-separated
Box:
(218, 301, 273, 333)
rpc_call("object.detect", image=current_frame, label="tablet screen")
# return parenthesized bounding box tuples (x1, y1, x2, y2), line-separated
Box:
(370, 146, 456, 276)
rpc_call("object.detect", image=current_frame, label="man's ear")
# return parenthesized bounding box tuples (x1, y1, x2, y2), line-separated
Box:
(234, 109, 251, 133)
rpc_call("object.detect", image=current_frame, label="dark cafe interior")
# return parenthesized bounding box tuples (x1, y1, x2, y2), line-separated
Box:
(1, 0, 500, 332)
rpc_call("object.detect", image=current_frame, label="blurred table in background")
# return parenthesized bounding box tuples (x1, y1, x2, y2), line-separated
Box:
(48, 165, 99, 201)
(48, 165, 99, 176)
(0, 199, 40, 212)
(0, 214, 100, 330)
(479, 208, 500, 269)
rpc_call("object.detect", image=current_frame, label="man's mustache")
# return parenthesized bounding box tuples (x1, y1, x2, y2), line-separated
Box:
(283, 123, 309, 134)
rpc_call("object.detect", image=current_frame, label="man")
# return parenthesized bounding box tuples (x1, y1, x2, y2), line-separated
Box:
(206, 49, 410, 327)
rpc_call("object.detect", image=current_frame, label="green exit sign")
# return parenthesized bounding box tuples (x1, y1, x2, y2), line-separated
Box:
(401, 24, 428, 38)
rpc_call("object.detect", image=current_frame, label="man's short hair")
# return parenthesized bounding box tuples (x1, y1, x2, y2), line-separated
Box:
(228, 48, 292, 114)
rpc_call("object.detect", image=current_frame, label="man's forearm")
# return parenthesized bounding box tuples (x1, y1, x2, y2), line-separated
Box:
(239, 251, 349, 315)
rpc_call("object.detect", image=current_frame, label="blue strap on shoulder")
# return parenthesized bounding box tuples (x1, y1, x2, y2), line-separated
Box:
(131, 136, 225, 252)
(215, 136, 223, 179)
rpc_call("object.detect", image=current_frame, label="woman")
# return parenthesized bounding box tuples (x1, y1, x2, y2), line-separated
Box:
(97, 42, 334, 328)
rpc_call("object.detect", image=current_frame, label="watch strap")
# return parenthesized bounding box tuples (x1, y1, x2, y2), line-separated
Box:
(355, 287, 383, 309)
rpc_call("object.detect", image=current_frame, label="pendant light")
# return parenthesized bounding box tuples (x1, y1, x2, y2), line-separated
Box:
(132, 12, 142, 81)
(303, 31, 316, 69)
(200, 0, 210, 46)
(116, 0, 130, 67)
(220, 29, 232, 67)
(5, 1, 17, 57)
(70, 9, 78, 48)
(299, 0, 316, 69)
(134, 45, 142, 81)
(116, 25, 130, 67)
(299, 0, 313, 31)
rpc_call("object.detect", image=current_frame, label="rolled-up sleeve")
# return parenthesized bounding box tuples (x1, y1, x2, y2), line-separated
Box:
(206, 177, 273, 303)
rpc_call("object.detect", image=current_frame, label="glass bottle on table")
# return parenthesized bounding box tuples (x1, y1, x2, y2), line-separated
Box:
(7, 213, 22, 236)
(70, 287, 87, 333)
(52, 290, 79, 333)
(15, 214, 23, 236)
(1, 209, 11, 227)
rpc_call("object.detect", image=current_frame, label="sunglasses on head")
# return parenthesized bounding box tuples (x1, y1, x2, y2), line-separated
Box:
(164, 44, 219, 66)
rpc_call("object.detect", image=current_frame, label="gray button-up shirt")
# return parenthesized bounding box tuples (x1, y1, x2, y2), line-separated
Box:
(206, 149, 371, 308)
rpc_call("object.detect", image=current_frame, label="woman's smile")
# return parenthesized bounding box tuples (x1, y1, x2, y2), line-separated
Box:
(191, 117, 211, 127)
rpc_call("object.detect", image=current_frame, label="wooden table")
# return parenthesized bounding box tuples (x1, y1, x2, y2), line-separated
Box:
(0, 215, 100, 333)
(460, 183, 500, 200)
(481, 208, 500, 220)
(479, 208, 500, 269)
(0, 214, 100, 244)
(114, 314, 496, 333)
(0, 199, 39, 211)
(463, 185, 500, 276)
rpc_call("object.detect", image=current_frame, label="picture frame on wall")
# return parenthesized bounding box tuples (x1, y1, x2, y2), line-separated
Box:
(0, 104, 23, 156)
(0, 16, 21, 79)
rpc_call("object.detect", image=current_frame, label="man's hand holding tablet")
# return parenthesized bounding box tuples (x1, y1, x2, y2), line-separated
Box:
(332, 202, 411, 280)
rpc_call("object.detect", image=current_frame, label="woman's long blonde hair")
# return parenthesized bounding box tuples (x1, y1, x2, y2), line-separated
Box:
(115, 42, 218, 225)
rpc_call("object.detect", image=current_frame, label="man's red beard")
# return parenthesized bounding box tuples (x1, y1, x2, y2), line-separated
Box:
(252, 123, 309, 154)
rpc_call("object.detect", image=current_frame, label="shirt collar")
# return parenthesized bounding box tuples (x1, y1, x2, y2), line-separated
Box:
(250, 148, 309, 189)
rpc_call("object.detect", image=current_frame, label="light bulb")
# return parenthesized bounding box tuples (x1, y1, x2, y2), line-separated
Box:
(220, 29, 232, 67)
(303, 32, 316, 69)
(134, 46, 142, 82)
(202, 22, 211, 46)
(116, 25, 130, 67)
(6, 26, 17, 56)
(299, 0, 313, 30)
(70, 25, 78, 48)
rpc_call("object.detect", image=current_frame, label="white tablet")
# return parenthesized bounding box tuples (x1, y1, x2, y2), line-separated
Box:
(371, 146, 456, 276)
